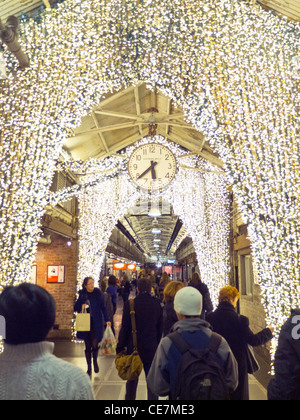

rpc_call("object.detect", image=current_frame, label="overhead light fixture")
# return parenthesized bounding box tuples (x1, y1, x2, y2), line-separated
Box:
(148, 201, 161, 217)
(148, 208, 162, 217)
(154, 244, 160, 248)
(154, 239, 161, 242)
(152, 228, 162, 234)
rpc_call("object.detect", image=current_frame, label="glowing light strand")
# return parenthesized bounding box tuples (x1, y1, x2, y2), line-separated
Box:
(71, 136, 230, 309)
(0, 0, 298, 361)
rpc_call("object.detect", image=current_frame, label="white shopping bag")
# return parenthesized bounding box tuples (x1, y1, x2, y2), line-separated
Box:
(75, 307, 91, 332)
(99, 326, 117, 355)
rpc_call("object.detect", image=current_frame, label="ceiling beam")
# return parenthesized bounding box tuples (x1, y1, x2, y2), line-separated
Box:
(166, 219, 184, 254)
(116, 220, 146, 255)
(94, 110, 138, 120)
(91, 113, 110, 154)
(68, 115, 194, 139)
(69, 121, 141, 138)
(165, 132, 224, 168)
(93, 129, 147, 159)
(151, 89, 157, 109)
(134, 86, 143, 136)
(165, 99, 171, 136)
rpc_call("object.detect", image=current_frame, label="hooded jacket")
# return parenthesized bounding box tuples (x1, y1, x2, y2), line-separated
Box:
(268, 309, 300, 400)
(147, 318, 238, 398)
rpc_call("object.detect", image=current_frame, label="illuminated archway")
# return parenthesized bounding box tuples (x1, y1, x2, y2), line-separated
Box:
(0, 0, 299, 358)
(72, 136, 230, 307)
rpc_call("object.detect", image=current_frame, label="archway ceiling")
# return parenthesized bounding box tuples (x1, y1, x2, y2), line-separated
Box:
(63, 84, 223, 167)
(1, 0, 300, 24)
(65, 84, 195, 261)
(66, 84, 195, 261)
(120, 199, 188, 262)
(3, 0, 299, 262)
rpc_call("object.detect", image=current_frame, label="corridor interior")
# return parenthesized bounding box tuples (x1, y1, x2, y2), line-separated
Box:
(51, 295, 268, 401)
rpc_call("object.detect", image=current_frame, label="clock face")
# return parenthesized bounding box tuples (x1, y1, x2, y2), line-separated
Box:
(128, 143, 177, 192)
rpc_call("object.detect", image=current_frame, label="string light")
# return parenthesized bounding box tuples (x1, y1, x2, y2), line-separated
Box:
(166, 163, 230, 306)
(0, 0, 298, 361)
(68, 136, 230, 308)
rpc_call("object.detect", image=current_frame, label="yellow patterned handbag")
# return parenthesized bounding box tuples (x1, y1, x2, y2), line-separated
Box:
(115, 299, 143, 381)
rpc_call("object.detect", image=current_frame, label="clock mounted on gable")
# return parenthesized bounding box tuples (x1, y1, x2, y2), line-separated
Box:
(128, 142, 177, 192)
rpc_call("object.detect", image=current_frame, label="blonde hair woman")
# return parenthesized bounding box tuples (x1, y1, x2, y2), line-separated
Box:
(162, 281, 184, 336)
(219, 286, 240, 306)
(207, 286, 274, 400)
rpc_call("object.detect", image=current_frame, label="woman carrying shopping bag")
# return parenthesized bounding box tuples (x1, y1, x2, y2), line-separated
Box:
(74, 277, 111, 377)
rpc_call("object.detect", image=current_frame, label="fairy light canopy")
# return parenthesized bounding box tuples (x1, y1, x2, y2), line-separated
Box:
(0, 0, 299, 363)
(64, 135, 230, 306)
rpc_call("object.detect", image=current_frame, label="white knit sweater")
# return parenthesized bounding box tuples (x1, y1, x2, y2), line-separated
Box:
(0, 342, 94, 400)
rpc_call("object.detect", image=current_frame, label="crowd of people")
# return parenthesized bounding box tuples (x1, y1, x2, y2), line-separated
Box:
(0, 271, 299, 400)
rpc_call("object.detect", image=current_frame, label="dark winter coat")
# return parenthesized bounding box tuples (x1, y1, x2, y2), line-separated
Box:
(163, 300, 178, 337)
(120, 281, 131, 303)
(116, 292, 163, 364)
(74, 288, 109, 342)
(268, 309, 300, 400)
(103, 292, 114, 325)
(106, 285, 118, 313)
(189, 283, 214, 319)
(207, 301, 273, 400)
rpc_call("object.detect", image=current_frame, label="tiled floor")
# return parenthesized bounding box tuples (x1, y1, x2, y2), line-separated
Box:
(61, 353, 267, 400)
(55, 295, 268, 401)
(248, 375, 268, 401)
(61, 354, 149, 400)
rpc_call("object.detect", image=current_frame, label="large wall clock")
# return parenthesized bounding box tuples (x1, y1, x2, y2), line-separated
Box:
(128, 142, 177, 192)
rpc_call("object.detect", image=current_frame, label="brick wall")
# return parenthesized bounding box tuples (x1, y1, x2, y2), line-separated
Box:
(33, 233, 79, 339)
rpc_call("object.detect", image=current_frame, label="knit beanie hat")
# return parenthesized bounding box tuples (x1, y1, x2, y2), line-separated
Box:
(174, 287, 203, 316)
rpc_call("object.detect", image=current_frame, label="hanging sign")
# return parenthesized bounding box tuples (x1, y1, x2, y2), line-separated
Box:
(47, 265, 65, 283)
(113, 262, 126, 270)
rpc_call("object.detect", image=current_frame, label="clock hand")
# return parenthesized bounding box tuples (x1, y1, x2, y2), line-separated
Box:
(151, 161, 157, 180)
(137, 161, 158, 180)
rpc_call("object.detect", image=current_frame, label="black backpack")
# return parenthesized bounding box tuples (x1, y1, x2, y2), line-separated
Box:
(168, 331, 230, 400)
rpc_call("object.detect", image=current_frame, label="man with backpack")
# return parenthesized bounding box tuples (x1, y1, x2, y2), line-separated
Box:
(147, 287, 238, 400)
